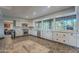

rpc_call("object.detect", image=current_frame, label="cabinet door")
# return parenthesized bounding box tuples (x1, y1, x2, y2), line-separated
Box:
(15, 29, 23, 36)
(40, 31, 43, 37)
(32, 30, 37, 36)
(57, 33, 64, 43)
(76, 33, 79, 47)
(28, 29, 34, 35)
(42, 31, 47, 39)
(62, 33, 69, 44)
(67, 33, 76, 47)
(46, 31, 52, 40)
(28, 29, 32, 35)
(52, 32, 59, 42)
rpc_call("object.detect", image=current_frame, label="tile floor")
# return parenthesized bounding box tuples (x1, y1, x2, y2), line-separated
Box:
(0, 35, 79, 53)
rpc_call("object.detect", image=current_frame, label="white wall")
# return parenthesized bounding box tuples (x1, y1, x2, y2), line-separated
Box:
(0, 20, 4, 38)
(0, 9, 4, 38)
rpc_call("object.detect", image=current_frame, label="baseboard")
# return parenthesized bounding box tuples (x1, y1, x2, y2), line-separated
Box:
(0, 37, 4, 40)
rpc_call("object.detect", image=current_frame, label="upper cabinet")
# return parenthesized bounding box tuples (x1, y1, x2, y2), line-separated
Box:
(43, 19, 53, 31)
(55, 18, 64, 31)
(64, 15, 76, 31)
(35, 21, 42, 30)
(55, 15, 76, 31)
(34, 14, 76, 32)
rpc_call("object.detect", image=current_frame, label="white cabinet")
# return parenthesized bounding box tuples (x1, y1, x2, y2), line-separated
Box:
(62, 33, 69, 44)
(15, 29, 23, 36)
(66, 33, 76, 47)
(41, 31, 47, 39)
(28, 29, 37, 36)
(52, 32, 76, 47)
(52, 32, 63, 42)
(59, 32, 76, 47)
(57, 32, 64, 43)
(41, 31, 52, 40)
(52, 32, 58, 41)
(28, 29, 32, 35)
(32, 30, 37, 36)
(46, 31, 52, 40)
(76, 33, 79, 47)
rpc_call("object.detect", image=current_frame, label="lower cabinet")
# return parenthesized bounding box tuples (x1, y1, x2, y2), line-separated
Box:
(32, 30, 37, 36)
(41, 31, 52, 40)
(76, 33, 79, 47)
(41, 31, 47, 39)
(52, 32, 59, 42)
(46, 31, 52, 40)
(52, 32, 77, 47)
(56, 32, 64, 43)
(61, 33, 69, 44)
(28, 29, 32, 35)
(29, 29, 77, 47)
(52, 32, 63, 42)
(15, 29, 23, 36)
(66, 33, 76, 47)
(29, 29, 37, 36)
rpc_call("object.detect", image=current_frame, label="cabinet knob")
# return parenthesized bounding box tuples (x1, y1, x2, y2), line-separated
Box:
(63, 34, 65, 36)
(71, 33, 73, 36)
(56, 34, 58, 36)
(63, 40, 65, 42)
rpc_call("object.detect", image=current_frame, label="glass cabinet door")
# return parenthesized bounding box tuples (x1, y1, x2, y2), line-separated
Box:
(64, 15, 76, 30)
(35, 21, 42, 30)
(43, 19, 53, 31)
(55, 15, 76, 31)
(55, 20, 64, 31)
(55, 17, 64, 31)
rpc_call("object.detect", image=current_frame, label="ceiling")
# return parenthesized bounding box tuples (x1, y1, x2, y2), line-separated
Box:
(0, 6, 74, 20)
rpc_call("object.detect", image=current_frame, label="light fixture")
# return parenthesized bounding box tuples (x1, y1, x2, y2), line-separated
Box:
(33, 12, 36, 15)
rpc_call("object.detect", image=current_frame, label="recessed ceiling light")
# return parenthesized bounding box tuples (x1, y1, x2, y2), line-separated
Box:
(33, 12, 36, 15)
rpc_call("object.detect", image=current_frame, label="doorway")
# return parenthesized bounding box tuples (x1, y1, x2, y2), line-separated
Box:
(4, 21, 13, 35)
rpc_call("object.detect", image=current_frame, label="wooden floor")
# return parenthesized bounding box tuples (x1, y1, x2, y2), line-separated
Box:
(0, 35, 79, 53)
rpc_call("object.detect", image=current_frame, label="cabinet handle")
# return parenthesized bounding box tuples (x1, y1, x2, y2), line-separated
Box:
(63, 40, 65, 42)
(63, 34, 65, 36)
(56, 34, 58, 36)
(71, 33, 73, 36)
